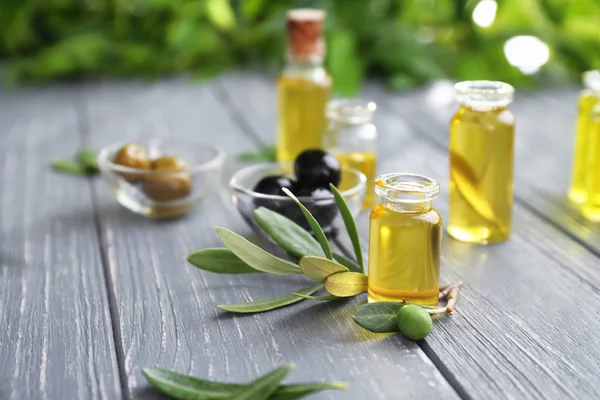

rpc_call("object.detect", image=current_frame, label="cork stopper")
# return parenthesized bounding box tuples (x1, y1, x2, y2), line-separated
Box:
(286, 8, 326, 60)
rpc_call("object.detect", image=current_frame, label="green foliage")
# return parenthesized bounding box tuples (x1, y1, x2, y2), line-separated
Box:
(1, 0, 599, 90)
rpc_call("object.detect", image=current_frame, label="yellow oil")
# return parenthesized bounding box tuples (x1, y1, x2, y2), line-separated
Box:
(582, 112, 600, 221)
(368, 203, 441, 306)
(448, 105, 515, 244)
(276, 75, 331, 162)
(569, 92, 599, 204)
(334, 151, 377, 209)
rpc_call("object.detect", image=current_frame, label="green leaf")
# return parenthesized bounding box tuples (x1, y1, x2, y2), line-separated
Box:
(217, 285, 322, 313)
(353, 302, 405, 333)
(253, 207, 324, 259)
(215, 227, 301, 276)
(299, 256, 348, 282)
(187, 248, 260, 274)
(332, 252, 362, 274)
(329, 184, 364, 272)
(281, 188, 333, 261)
(228, 364, 293, 400)
(51, 159, 87, 175)
(205, 0, 236, 30)
(324, 272, 368, 297)
(142, 368, 346, 400)
(77, 147, 99, 173)
(238, 145, 276, 162)
(292, 293, 338, 301)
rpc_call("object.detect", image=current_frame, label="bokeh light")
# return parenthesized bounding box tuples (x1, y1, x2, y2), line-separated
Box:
(504, 36, 550, 75)
(472, 0, 498, 28)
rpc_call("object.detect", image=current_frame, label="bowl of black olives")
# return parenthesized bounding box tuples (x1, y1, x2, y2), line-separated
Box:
(230, 149, 366, 236)
(98, 137, 225, 218)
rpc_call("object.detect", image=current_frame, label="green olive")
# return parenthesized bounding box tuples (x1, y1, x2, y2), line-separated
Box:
(144, 156, 192, 201)
(114, 144, 151, 182)
(396, 304, 432, 341)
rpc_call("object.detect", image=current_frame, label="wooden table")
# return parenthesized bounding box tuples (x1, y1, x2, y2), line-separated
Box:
(1, 73, 597, 400)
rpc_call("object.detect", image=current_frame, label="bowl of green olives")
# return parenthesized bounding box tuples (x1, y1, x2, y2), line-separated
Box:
(230, 149, 366, 236)
(98, 137, 225, 218)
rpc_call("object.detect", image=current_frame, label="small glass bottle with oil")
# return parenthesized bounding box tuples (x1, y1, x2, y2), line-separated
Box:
(568, 70, 600, 205)
(448, 81, 515, 244)
(582, 105, 600, 221)
(324, 99, 378, 209)
(277, 9, 331, 162)
(368, 173, 442, 306)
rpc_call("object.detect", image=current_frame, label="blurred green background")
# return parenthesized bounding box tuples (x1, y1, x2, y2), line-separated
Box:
(1, 0, 598, 93)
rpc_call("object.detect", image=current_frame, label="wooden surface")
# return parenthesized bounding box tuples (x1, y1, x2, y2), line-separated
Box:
(1, 73, 598, 399)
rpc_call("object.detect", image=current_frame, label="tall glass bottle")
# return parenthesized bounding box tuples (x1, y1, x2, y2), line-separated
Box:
(568, 70, 600, 205)
(277, 9, 331, 162)
(448, 81, 515, 244)
(368, 173, 442, 306)
(582, 105, 600, 221)
(324, 99, 378, 209)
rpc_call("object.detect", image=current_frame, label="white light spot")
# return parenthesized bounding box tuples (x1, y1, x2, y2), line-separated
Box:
(504, 35, 550, 75)
(472, 0, 497, 28)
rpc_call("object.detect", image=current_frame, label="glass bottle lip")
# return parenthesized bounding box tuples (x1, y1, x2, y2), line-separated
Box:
(454, 80, 514, 109)
(327, 99, 376, 124)
(374, 173, 440, 203)
(583, 70, 600, 91)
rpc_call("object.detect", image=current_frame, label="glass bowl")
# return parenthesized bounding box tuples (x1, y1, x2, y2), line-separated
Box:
(230, 162, 366, 236)
(98, 137, 225, 218)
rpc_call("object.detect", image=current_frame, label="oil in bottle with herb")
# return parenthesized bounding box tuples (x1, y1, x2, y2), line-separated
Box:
(448, 81, 515, 244)
(582, 105, 600, 221)
(569, 70, 600, 205)
(277, 9, 331, 162)
(368, 174, 442, 306)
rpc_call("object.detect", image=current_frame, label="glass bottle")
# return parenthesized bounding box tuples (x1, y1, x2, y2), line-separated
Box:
(324, 99, 378, 209)
(582, 105, 600, 221)
(368, 173, 442, 306)
(568, 70, 600, 205)
(276, 9, 331, 162)
(448, 80, 515, 244)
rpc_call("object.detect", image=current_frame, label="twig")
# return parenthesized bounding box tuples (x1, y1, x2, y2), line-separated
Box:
(428, 282, 463, 315)
(445, 287, 459, 314)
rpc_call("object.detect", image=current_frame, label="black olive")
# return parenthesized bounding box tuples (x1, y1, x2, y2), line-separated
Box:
(294, 149, 341, 189)
(253, 175, 295, 196)
(287, 187, 338, 232)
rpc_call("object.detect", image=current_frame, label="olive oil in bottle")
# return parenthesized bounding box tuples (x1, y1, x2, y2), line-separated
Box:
(368, 173, 442, 306)
(448, 81, 515, 244)
(277, 9, 331, 162)
(582, 105, 600, 221)
(324, 99, 378, 209)
(569, 70, 600, 205)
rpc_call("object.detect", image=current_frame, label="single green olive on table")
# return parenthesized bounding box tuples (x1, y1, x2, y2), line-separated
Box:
(142, 363, 347, 400)
(186, 183, 462, 341)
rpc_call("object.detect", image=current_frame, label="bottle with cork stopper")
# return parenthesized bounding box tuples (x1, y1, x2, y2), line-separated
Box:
(277, 8, 331, 162)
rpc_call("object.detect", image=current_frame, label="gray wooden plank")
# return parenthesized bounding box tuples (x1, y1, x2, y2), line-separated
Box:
(217, 72, 600, 399)
(0, 86, 121, 399)
(84, 77, 459, 400)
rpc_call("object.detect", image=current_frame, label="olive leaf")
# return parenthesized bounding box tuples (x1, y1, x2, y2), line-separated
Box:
(253, 207, 324, 259)
(215, 227, 301, 276)
(324, 272, 368, 297)
(292, 293, 338, 301)
(51, 159, 87, 175)
(299, 256, 348, 282)
(217, 285, 322, 313)
(187, 248, 260, 274)
(329, 184, 364, 272)
(142, 367, 346, 400)
(353, 302, 405, 333)
(238, 145, 276, 162)
(332, 252, 362, 274)
(282, 188, 333, 261)
(228, 364, 293, 400)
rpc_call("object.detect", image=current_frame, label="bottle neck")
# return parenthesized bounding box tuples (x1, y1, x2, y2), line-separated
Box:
(381, 198, 432, 214)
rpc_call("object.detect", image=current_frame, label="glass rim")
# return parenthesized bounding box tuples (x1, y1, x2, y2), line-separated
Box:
(454, 80, 514, 108)
(326, 98, 377, 123)
(374, 173, 440, 203)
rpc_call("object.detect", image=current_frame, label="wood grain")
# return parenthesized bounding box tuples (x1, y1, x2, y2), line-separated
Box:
(83, 78, 459, 399)
(217, 72, 600, 399)
(0, 86, 121, 399)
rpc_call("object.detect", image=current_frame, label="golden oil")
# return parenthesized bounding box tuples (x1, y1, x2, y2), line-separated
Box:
(569, 70, 600, 205)
(324, 99, 378, 209)
(276, 9, 330, 162)
(582, 106, 600, 221)
(368, 173, 441, 306)
(277, 76, 330, 161)
(448, 81, 515, 244)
